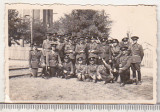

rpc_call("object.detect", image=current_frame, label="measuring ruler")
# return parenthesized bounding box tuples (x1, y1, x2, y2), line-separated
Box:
(0, 104, 160, 111)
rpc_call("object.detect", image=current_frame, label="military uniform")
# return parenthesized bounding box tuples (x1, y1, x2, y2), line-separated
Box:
(64, 41, 75, 64)
(87, 57, 98, 82)
(97, 64, 113, 84)
(29, 45, 43, 77)
(119, 47, 134, 86)
(75, 39, 87, 64)
(56, 36, 65, 61)
(75, 58, 88, 81)
(130, 36, 144, 83)
(87, 37, 99, 63)
(46, 45, 62, 77)
(62, 55, 74, 79)
(119, 37, 131, 55)
(110, 39, 121, 81)
(98, 39, 111, 64)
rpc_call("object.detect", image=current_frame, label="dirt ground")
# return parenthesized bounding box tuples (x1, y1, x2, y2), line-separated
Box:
(9, 68, 153, 102)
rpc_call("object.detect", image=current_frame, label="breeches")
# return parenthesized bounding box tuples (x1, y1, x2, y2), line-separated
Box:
(131, 63, 141, 71)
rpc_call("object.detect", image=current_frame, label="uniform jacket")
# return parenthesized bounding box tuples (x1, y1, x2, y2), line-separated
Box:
(63, 61, 74, 73)
(29, 50, 43, 68)
(46, 51, 62, 67)
(119, 54, 132, 72)
(87, 42, 99, 58)
(97, 65, 111, 77)
(98, 44, 111, 61)
(64, 43, 75, 59)
(75, 43, 86, 59)
(42, 39, 52, 56)
(75, 64, 87, 74)
(131, 43, 144, 63)
(87, 64, 98, 76)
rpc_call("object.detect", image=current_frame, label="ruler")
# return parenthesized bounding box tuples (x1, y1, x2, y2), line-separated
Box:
(0, 104, 160, 111)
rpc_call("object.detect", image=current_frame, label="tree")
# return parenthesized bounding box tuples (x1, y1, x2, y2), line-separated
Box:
(52, 9, 112, 40)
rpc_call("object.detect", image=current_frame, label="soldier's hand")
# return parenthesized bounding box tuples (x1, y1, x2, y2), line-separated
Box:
(47, 66, 50, 69)
(109, 59, 112, 63)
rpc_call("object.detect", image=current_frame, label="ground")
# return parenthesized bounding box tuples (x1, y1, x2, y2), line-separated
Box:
(9, 67, 153, 102)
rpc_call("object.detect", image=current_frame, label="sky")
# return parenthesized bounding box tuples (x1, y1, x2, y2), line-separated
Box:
(51, 5, 157, 46)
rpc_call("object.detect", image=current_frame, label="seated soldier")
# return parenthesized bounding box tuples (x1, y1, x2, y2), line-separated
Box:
(62, 55, 74, 79)
(87, 57, 98, 83)
(119, 47, 137, 87)
(75, 57, 88, 81)
(97, 58, 114, 84)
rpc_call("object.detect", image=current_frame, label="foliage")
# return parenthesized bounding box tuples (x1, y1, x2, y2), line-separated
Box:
(52, 9, 112, 40)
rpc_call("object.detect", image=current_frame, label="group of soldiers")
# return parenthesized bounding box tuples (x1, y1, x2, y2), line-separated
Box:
(29, 32, 144, 87)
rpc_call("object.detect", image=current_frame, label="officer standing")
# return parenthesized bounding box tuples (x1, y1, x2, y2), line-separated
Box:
(64, 36, 75, 65)
(46, 43, 62, 77)
(130, 36, 144, 84)
(29, 43, 44, 77)
(98, 38, 111, 64)
(119, 37, 131, 55)
(119, 47, 136, 87)
(87, 36, 99, 62)
(41, 32, 52, 77)
(110, 39, 121, 81)
(75, 37, 87, 64)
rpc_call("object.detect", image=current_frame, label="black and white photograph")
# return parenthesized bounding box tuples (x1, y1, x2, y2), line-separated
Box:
(5, 4, 157, 103)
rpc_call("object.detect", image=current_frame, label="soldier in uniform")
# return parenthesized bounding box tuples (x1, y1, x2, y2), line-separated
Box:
(119, 47, 137, 87)
(29, 43, 44, 77)
(110, 39, 121, 81)
(98, 38, 111, 64)
(75, 37, 87, 64)
(75, 57, 88, 81)
(87, 36, 99, 63)
(87, 57, 98, 83)
(64, 37, 75, 65)
(130, 36, 144, 84)
(41, 32, 52, 77)
(97, 57, 114, 84)
(62, 55, 74, 79)
(46, 43, 62, 77)
(56, 35, 65, 61)
(119, 37, 131, 55)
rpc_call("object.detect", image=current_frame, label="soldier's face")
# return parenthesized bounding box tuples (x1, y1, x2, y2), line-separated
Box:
(123, 41, 128, 45)
(89, 60, 95, 64)
(113, 42, 117, 46)
(64, 58, 69, 62)
(33, 46, 37, 50)
(52, 47, 56, 51)
(132, 40, 137, 44)
(78, 60, 83, 64)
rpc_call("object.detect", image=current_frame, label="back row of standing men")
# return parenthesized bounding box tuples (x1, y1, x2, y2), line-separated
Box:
(29, 32, 144, 87)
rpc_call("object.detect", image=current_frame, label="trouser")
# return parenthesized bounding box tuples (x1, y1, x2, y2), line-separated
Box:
(31, 68, 38, 77)
(77, 73, 85, 81)
(112, 58, 119, 81)
(120, 69, 131, 84)
(131, 63, 141, 81)
(50, 67, 58, 77)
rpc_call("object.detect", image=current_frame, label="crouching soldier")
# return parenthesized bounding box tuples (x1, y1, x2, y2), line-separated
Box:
(46, 43, 62, 77)
(62, 55, 74, 79)
(75, 57, 88, 81)
(29, 43, 44, 77)
(97, 57, 114, 84)
(119, 47, 136, 87)
(87, 57, 98, 83)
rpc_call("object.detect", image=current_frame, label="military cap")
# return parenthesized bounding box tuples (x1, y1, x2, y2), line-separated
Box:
(131, 36, 139, 40)
(31, 42, 38, 47)
(122, 37, 129, 42)
(112, 39, 119, 43)
(90, 36, 96, 40)
(120, 47, 128, 51)
(107, 39, 112, 44)
(77, 57, 83, 61)
(64, 55, 70, 59)
(89, 57, 96, 61)
(101, 38, 107, 42)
